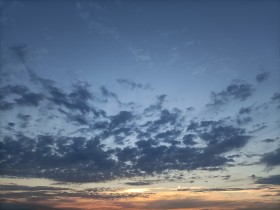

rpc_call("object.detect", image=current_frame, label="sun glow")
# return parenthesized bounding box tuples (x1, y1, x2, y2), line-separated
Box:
(124, 188, 149, 193)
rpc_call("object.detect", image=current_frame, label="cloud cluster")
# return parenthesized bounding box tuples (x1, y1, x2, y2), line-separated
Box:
(0, 116, 252, 182)
(0, 44, 277, 183)
(207, 80, 254, 108)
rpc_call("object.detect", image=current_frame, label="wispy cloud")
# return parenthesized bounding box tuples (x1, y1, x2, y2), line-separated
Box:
(116, 78, 152, 90)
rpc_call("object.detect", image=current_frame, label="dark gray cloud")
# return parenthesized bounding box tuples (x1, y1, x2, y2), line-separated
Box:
(0, 84, 44, 109)
(256, 72, 269, 83)
(239, 106, 253, 115)
(0, 184, 69, 191)
(110, 111, 134, 128)
(0, 118, 252, 183)
(0, 201, 71, 210)
(178, 187, 260, 192)
(155, 129, 181, 144)
(188, 120, 251, 154)
(145, 198, 280, 210)
(262, 138, 276, 143)
(236, 116, 253, 125)
(116, 78, 151, 90)
(144, 108, 182, 133)
(182, 134, 197, 145)
(124, 181, 153, 186)
(15, 92, 44, 107)
(260, 148, 280, 167)
(255, 174, 280, 185)
(0, 85, 29, 97)
(207, 81, 254, 108)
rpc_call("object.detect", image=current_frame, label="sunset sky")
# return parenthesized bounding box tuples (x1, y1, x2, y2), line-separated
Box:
(0, 0, 280, 209)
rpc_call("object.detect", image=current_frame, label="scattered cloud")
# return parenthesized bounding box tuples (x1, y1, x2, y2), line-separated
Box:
(256, 72, 269, 83)
(207, 80, 255, 109)
(271, 92, 280, 108)
(116, 78, 151, 90)
(128, 46, 151, 62)
(100, 86, 120, 104)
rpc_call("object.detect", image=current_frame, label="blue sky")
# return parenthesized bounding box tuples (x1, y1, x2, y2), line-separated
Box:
(0, 0, 280, 209)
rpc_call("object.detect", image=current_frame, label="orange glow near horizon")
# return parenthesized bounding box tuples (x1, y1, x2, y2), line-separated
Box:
(2, 185, 279, 210)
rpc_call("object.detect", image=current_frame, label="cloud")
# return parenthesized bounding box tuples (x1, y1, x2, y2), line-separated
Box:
(110, 111, 134, 128)
(128, 46, 151, 62)
(0, 84, 44, 109)
(100, 86, 120, 104)
(144, 108, 182, 133)
(0, 85, 29, 96)
(10, 44, 47, 64)
(0, 184, 69, 191)
(144, 94, 167, 114)
(260, 148, 280, 167)
(0, 184, 152, 210)
(0, 117, 251, 183)
(256, 72, 269, 83)
(207, 80, 255, 108)
(150, 198, 280, 210)
(116, 78, 151, 90)
(0, 49, 260, 183)
(239, 106, 253, 115)
(188, 120, 251, 153)
(255, 174, 280, 185)
(0, 201, 68, 210)
(10, 44, 30, 64)
(262, 138, 276, 143)
(182, 134, 197, 145)
(15, 92, 44, 107)
(271, 92, 280, 108)
(155, 129, 181, 144)
(0, 101, 14, 111)
(249, 122, 268, 134)
(124, 181, 153, 186)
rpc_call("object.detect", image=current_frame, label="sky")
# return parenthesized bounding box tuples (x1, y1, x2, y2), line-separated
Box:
(0, 0, 280, 209)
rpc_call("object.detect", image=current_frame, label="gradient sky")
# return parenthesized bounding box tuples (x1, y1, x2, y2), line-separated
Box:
(0, 0, 280, 209)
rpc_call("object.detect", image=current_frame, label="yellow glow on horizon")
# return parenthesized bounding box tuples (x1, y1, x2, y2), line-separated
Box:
(124, 188, 149, 193)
